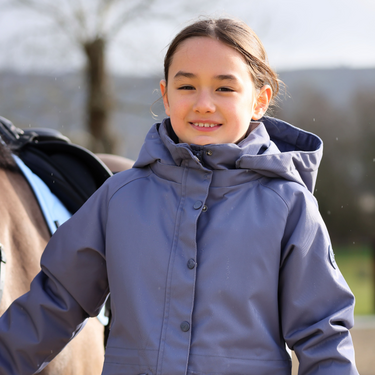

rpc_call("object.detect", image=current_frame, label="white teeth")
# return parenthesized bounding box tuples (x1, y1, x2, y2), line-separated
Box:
(193, 123, 217, 128)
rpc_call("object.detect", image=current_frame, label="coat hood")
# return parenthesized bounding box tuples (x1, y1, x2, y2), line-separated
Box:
(134, 116, 323, 193)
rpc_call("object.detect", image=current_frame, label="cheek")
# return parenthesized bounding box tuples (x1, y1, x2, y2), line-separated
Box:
(226, 101, 251, 123)
(169, 97, 190, 117)
(231, 105, 253, 133)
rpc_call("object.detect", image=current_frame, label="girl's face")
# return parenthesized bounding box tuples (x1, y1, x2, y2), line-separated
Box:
(160, 37, 271, 145)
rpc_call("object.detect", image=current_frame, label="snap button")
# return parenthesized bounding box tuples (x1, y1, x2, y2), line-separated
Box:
(206, 150, 213, 156)
(193, 201, 203, 210)
(187, 258, 196, 269)
(202, 205, 208, 212)
(180, 321, 190, 332)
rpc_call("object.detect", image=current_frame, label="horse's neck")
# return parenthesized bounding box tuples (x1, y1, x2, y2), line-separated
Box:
(0, 168, 50, 308)
(0, 167, 105, 375)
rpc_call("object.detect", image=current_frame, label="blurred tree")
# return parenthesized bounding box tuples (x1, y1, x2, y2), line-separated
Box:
(3, 0, 158, 153)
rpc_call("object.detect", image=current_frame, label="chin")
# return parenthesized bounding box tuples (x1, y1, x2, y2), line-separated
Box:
(189, 137, 218, 146)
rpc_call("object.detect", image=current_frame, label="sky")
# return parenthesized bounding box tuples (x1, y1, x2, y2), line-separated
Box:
(0, 0, 374, 76)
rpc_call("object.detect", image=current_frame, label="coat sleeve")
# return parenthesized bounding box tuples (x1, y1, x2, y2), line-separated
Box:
(0, 181, 111, 374)
(279, 187, 358, 375)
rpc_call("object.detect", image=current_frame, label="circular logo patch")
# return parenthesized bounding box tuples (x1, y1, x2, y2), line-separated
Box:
(328, 245, 337, 269)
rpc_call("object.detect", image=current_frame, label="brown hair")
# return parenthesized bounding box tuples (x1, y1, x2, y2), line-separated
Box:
(163, 18, 283, 108)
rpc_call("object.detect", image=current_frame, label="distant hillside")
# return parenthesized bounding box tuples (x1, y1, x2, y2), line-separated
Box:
(278, 67, 375, 110)
(0, 67, 374, 159)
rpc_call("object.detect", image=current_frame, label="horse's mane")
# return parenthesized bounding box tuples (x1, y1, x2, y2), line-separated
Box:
(0, 139, 18, 171)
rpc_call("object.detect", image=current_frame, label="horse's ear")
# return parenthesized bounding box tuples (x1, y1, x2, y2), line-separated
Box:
(0, 141, 18, 171)
(0, 117, 20, 171)
(0, 116, 23, 145)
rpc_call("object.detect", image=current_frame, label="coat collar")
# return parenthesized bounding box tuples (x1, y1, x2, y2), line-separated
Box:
(134, 117, 323, 192)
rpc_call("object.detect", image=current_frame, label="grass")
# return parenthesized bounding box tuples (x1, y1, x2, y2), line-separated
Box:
(334, 245, 374, 315)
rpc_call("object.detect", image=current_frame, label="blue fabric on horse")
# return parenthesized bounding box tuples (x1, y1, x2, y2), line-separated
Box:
(13, 155, 72, 235)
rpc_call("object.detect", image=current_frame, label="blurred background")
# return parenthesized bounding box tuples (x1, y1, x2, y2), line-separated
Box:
(0, 0, 374, 371)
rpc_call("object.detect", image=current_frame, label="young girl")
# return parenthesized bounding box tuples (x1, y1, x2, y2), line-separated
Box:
(0, 17, 358, 375)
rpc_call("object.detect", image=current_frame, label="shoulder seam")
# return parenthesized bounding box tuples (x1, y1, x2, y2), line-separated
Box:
(258, 179, 290, 212)
(107, 167, 152, 204)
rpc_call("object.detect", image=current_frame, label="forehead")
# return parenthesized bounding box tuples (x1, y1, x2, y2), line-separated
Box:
(169, 37, 251, 80)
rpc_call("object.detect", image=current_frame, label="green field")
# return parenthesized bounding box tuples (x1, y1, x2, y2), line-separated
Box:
(335, 246, 374, 315)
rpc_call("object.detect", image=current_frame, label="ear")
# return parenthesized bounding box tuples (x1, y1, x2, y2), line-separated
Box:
(160, 79, 170, 116)
(252, 85, 272, 120)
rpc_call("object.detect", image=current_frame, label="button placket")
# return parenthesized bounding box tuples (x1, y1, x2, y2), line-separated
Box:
(156, 169, 209, 374)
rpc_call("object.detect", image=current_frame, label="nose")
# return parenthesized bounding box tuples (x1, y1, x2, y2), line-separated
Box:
(193, 90, 215, 113)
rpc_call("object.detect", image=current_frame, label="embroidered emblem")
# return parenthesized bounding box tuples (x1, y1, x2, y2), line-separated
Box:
(328, 245, 337, 269)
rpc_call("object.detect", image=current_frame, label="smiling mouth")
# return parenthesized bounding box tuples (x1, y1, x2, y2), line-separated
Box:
(192, 122, 220, 128)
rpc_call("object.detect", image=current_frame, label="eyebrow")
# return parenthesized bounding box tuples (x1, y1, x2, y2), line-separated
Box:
(174, 71, 195, 79)
(173, 71, 238, 82)
(215, 74, 238, 82)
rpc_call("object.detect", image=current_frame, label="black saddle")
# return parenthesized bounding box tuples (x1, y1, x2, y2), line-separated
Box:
(0, 116, 112, 214)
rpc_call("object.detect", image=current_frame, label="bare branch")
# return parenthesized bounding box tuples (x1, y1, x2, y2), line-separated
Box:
(106, 0, 157, 39)
(95, 0, 121, 36)
(8, 0, 86, 46)
(11, 0, 61, 19)
(0, 21, 83, 72)
(67, 0, 90, 41)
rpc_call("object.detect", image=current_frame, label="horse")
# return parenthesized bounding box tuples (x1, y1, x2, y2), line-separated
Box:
(0, 139, 133, 374)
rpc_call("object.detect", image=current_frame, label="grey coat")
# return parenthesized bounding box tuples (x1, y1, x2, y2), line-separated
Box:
(0, 117, 358, 375)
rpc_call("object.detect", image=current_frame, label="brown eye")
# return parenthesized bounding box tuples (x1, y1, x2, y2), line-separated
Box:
(178, 85, 195, 90)
(217, 87, 234, 92)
